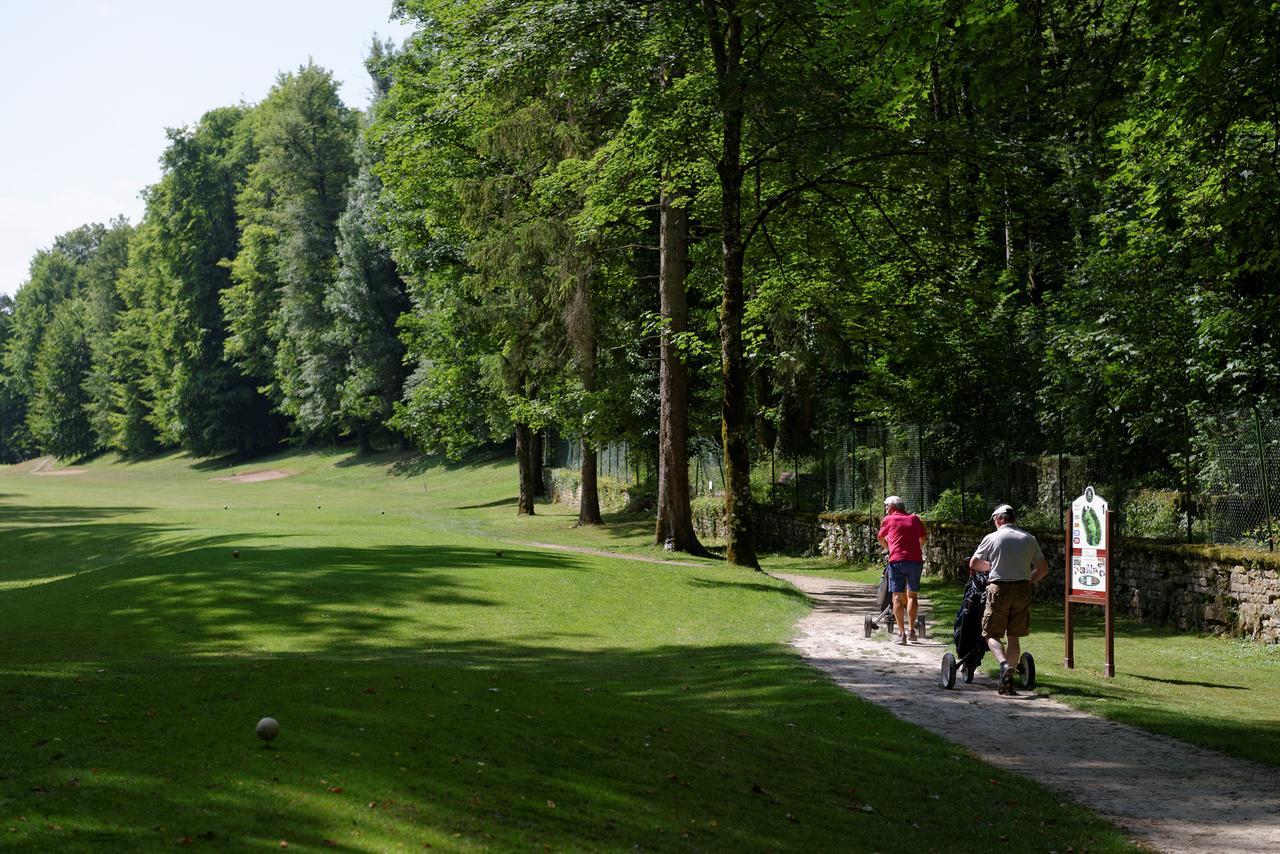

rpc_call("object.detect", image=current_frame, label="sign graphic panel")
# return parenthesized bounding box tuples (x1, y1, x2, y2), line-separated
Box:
(1070, 486, 1108, 599)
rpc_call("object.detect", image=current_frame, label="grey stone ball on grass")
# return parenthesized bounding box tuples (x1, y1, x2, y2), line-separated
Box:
(256, 716, 280, 742)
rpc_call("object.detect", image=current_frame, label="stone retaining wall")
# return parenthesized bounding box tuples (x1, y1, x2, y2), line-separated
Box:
(543, 467, 635, 512)
(693, 505, 1280, 643)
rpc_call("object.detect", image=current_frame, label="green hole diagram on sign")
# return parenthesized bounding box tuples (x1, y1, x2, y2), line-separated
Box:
(1082, 505, 1102, 546)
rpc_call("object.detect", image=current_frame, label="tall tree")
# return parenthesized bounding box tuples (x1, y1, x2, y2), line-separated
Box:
(700, 0, 759, 567)
(29, 299, 94, 459)
(376, 3, 601, 515)
(327, 44, 410, 454)
(79, 218, 133, 448)
(3, 249, 79, 453)
(654, 186, 704, 551)
(147, 105, 278, 455)
(225, 63, 359, 440)
(0, 295, 30, 462)
(5, 223, 130, 458)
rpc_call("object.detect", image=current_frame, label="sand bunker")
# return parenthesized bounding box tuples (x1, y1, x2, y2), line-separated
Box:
(212, 469, 293, 484)
(26, 457, 88, 476)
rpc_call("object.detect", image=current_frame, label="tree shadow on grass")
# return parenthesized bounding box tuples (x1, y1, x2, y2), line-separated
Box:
(0, 519, 1236, 850)
(190, 450, 274, 472)
(1, 524, 597, 662)
(0, 520, 1215, 852)
(536, 508, 726, 564)
(0, 504, 150, 527)
(687, 577, 809, 603)
(114, 448, 188, 466)
(598, 510, 659, 540)
(1043, 679, 1280, 763)
(378, 445, 512, 478)
(0, 518, 191, 585)
(331, 447, 418, 470)
(1130, 674, 1247, 690)
(0, 638, 1143, 853)
(452, 496, 519, 510)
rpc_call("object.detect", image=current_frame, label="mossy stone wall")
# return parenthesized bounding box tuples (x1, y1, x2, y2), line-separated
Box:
(692, 505, 1280, 643)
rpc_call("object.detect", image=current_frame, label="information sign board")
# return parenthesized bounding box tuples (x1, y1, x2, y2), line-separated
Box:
(1064, 485, 1115, 677)
(1070, 486, 1109, 600)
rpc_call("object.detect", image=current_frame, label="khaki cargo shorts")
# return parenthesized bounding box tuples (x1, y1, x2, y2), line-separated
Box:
(982, 580, 1033, 639)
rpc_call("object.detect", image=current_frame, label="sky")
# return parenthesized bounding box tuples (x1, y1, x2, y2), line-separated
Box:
(0, 0, 414, 297)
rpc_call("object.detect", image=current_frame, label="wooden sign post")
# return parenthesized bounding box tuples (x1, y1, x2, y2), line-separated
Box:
(1064, 485, 1115, 677)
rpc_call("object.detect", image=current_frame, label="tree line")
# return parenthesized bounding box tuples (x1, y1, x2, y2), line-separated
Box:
(3, 2, 1276, 569)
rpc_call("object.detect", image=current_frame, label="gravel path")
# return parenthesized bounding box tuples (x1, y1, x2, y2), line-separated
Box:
(776, 572, 1280, 854)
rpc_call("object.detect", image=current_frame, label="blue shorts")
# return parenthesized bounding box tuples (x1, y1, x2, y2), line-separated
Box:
(888, 560, 923, 593)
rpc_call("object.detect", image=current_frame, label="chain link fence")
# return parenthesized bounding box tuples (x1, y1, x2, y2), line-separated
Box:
(548, 408, 1279, 551)
(689, 437, 725, 498)
(695, 410, 1279, 550)
(544, 434, 648, 487)
(1197, 409, 1280, 550)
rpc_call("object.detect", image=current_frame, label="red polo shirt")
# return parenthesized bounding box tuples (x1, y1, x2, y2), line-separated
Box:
(879, 510, 925, 561)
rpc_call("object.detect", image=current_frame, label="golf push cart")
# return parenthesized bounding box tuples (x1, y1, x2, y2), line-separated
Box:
(939, 569, 1036, 690)
(863, 563, 929, 639)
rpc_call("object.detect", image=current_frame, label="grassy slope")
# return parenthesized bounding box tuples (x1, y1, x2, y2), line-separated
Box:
(0, 450, 1133, 852)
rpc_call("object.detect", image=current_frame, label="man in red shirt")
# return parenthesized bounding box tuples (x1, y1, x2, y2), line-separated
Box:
(877, 495, 928, 644)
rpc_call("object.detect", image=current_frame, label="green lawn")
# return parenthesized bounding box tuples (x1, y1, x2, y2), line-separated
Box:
(0, 450, 1134, 851)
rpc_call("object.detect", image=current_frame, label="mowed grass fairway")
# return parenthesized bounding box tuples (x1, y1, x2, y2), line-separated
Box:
(1, 451, 1134, 851)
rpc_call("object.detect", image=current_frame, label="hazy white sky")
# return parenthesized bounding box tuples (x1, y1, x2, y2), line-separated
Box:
(0, 0, 414, 297)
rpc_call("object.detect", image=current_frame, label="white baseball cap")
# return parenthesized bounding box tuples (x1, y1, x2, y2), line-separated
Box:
(991, 503, 1015, 519)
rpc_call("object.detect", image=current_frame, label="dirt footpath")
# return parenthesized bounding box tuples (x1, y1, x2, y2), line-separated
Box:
(775, 572, 1280, 854)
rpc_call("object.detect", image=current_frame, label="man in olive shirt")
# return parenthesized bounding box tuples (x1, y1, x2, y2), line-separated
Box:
(968, 504, 1049, 695)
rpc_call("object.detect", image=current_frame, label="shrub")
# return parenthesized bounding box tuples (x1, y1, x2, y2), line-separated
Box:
(1019, 507, 1062, 532)
(1121, 490, 1184, 540)
(543, 467, 634, 513)
(923, 489, 990, 525)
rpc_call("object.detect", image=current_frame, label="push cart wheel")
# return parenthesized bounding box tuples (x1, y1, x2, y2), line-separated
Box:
(962, 664, 975, 684)
(940, 653, 957, 689)
(863, 615, 873, 638)
(1018, 652, 1036, 690)
(885, 615, 895, 635)
(916, 615, 928, 640)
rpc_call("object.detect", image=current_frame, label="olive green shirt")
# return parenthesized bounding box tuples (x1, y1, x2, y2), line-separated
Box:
(971, 525, 1045, 582)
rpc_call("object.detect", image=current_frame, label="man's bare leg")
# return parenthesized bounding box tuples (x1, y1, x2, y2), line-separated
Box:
(986, 635, 1007, 666)
(988, 635, 1020, 694)
(892, 593, 907, 642)
(1006, 635, 1021, 666)
(907, 592, 919, 637)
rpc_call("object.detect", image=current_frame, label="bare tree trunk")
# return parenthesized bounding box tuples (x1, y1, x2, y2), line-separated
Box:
(568, 275, 603, 526)
(1003, 179, 1014, 269)
(577, 441, 602, 525)
(655, 187, 706, 554)
(532, 430, 547, 497)
(515, 423, 536, 515)
(357, 424, 373, 455)
(704, 0, 759, 569)
(753, 367, 775, 450)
